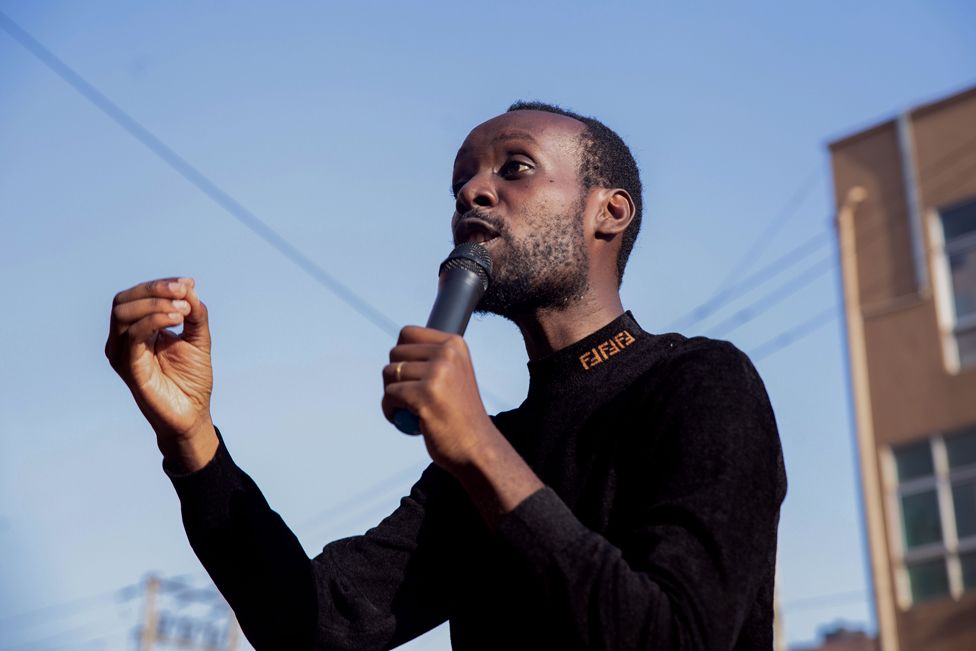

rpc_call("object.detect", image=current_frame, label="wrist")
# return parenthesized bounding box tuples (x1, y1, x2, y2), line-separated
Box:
(451, 427, 544, 529)
(156, 418, 218, 474)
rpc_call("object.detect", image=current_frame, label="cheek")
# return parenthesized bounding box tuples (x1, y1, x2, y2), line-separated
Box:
(513, 180, 579, 218)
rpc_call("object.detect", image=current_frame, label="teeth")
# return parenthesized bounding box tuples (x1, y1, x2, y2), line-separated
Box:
(456, 222, 498, 245)
(465, 230, 491, 244)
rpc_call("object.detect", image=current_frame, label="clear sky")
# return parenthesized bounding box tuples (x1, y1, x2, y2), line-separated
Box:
(1, 1, 975, 649)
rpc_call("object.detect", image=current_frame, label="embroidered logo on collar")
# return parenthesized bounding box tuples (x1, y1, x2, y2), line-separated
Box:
(579, 330, 636, 370)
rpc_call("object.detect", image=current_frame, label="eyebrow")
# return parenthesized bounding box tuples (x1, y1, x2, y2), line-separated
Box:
(455, 130, 541, 163)
(489, 130, 540, 146)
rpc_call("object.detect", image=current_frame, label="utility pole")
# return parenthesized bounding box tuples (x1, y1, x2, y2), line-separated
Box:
(139, 575, 160, 651)
(135, 574, 239, 651)
(774, 576, 785, 651)
(224, 613, 240, 651)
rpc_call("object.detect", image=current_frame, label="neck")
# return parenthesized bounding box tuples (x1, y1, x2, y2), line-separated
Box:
(515, 291, 625, 361)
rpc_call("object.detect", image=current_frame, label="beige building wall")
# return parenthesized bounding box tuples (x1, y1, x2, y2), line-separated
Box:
(830, 87, 976, 651)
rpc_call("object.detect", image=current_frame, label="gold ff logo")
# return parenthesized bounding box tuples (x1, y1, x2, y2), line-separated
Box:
(579, 330, 636, 370)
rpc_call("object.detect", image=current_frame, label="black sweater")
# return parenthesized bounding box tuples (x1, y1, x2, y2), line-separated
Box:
(167, 312, 786, 650)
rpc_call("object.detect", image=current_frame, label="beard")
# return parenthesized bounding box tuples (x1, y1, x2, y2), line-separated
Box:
(458, 200, 590, 320)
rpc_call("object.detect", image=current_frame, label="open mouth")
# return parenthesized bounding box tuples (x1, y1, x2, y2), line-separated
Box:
(453, 218, 500, 246)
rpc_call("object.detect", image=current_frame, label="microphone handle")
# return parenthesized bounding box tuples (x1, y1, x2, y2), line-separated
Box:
(393, 268, 485, 435)
(426, 269, 486, 335)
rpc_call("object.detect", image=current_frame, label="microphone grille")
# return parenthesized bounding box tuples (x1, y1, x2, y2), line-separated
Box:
(439, 243, 493, 291)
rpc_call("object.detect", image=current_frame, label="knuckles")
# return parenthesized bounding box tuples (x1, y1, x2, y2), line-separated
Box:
(396, 326, 421, 345)
(444, 334, 469, 358)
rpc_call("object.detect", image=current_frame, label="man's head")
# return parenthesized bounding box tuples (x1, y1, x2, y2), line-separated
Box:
(505, 101, 644, 282)
(451, 102, 642, 320)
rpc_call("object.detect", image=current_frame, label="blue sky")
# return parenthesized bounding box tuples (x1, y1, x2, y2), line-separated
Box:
(1, 1, 975, 649)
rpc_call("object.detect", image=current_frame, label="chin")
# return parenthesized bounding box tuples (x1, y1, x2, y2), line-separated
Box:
(476, 278, 588, 321)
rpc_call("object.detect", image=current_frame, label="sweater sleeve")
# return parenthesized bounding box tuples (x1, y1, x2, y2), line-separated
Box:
(166, 431, 460, 650)
(494, 340, 787, 650)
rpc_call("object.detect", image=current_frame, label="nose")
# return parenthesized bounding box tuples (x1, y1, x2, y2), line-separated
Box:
(455, 172, 498, 214)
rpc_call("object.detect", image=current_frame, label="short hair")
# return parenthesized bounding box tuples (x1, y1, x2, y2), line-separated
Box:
(507, 101, 643, 285)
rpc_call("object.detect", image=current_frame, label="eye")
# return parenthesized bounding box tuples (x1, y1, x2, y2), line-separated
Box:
(450, 179, 467, 198)
(499, 159, 533, 179)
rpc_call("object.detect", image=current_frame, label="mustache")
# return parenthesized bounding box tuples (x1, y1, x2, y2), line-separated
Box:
(455, 208, 509, 238)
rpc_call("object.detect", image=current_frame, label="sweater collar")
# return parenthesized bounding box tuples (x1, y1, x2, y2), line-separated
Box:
(524, 311, 649, 403)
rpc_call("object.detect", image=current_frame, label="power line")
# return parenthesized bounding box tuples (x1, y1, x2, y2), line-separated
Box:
(694, 209, 912, 343)
(0, 9, 398, 338)
(0, 9, 515, 413)
(669, 130, 976, 336)
(667, 230, 833, 332)
(0, 616, 133, 651)
(36, 625, 132, 651)
(4, 8, 971, 365)
(0, 622, 98, 651)
(688, 147, 968, 356)
(0, 583, 139, 631)
(0, 8, 840, 379)
(0, 17, 509, 622)
(3, 11, 969, 639)
(711, 168, 823, 296)
(739, 133, 976, 362)
(295, 460, 425, 532)
(0, 576, 228, 642)
(749, 306, 838, 362)
(706, 255, 835, 339)
(301, 487, 416, 542)
(4, 8, 963, 411)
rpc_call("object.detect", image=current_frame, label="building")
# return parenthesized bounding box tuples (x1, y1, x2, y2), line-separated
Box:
(830, 86, 976, 651)
(795, 625, 879, 651)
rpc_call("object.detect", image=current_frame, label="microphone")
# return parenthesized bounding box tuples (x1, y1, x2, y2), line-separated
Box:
(394, 242, 493, 435)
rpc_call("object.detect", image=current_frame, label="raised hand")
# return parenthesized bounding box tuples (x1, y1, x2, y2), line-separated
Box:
(105, 277, 217, 471)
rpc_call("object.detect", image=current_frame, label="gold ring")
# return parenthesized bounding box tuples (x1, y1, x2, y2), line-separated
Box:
(394, 361, 404, 382)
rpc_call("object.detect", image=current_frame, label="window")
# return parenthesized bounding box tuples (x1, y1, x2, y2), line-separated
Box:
(890, 425, 976, 606)
(938, 198, 976, 368)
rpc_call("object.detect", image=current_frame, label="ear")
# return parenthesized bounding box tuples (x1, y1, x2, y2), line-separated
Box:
(593, 188, 635, 240)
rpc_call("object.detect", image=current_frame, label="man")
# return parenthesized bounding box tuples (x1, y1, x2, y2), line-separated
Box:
(106, 102, 786, 650)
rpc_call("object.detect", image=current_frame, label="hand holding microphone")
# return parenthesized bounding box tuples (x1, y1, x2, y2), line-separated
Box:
(381, 242, 499, 469)
(388, 243, 493, 435)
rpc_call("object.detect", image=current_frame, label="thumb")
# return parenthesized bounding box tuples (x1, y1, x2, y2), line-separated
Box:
(181, 284, 211, 349)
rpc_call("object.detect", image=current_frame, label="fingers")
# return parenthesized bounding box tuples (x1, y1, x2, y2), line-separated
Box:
(396, 325, 455, 346)
(180, 285, 210, 347)
(383, 360, 428, 385)
(112, 277, 193, 308)
(106, 277, 200, 364)
(389, 344, 443, 363)
(110, 278, 192, 328)
(390, 328, 468, 363)
(111, 297, 192, 335)
(381, 381, 423, 425)
(126, 311, 186, 346)
(384, 328, 471, 391)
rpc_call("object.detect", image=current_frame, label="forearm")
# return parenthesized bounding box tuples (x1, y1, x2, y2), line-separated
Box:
(446, 434, 695, 649)
(168, 434, 456, 650)
(449, 428, 544, 530)
(494, 488, 707, 650)
(165, 433, 317, 648)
